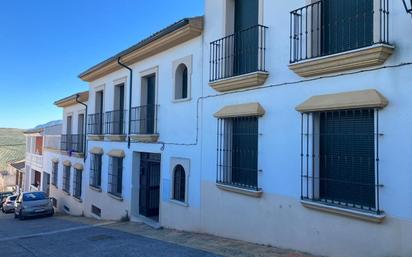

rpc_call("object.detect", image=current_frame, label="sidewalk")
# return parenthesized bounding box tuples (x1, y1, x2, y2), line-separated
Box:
(106, 221, 317, 257)
(56, 215, 317, 257)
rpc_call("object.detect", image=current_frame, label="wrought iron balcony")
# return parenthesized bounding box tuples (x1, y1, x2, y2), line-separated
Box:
(104, 110, 127, 135)
(87, 113, 104, 135)
(289, 0, 390, 63)
(130, 105, 158, 135)
(209, 24, 268, 82)
(60, 134, 85, 153)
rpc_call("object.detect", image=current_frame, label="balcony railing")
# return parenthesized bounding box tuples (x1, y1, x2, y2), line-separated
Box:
(130, 105, 158, 135)
(87, 113, 104, 135)
(61, 134, 85, 153)
(104, 110, 127, 135)
(209, 24, 268, 82)
(290, 0, 389, 63)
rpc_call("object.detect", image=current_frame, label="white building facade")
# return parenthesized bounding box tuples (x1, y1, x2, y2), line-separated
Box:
(198, 1, 412, 257)
(67, 1, 412, 257)
(45, 92, 88, 216)
(79, 17, 203, 229)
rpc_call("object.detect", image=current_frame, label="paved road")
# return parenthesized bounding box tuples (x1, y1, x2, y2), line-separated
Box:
(0, 212, 220, 257)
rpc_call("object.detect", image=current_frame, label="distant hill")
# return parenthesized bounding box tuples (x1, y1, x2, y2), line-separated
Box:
(34, 120, 62, 129)
(0, 128, 25, 171)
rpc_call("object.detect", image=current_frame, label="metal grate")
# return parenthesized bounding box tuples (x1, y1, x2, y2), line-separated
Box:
(73, 168, 82, 200)
(108, 157, 123, 197)
(173, 165, 186, 202)
(91, 205, 101, 217)
(62, 165, 71, 194)
(87, 113, 104, 135)
(60, 134, 85, 153)
(105, 110, 127, 135)
(290, 0, 390, 63)
(210, 25, 268, 82)
(216, 116, 260, 191)
(89, 154, 102, 188)
(130, 105, 158, 135)
(300, 108, 382, 214)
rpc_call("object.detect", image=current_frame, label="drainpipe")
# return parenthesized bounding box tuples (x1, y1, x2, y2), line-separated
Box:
(117, 57, 133, 149)
(76, 94, 88, 161)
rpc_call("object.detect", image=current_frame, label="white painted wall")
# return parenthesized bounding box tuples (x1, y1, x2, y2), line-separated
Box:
(198, 1, 412, 257)
(84, 36, 203, 229)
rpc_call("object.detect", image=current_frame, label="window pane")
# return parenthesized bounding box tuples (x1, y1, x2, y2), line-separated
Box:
(319, 109, 375, 208)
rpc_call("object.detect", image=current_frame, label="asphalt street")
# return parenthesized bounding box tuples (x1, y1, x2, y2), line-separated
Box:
(0, 212, 221, 257)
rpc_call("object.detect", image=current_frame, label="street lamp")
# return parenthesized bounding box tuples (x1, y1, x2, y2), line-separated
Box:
(403, 0, 412, 15)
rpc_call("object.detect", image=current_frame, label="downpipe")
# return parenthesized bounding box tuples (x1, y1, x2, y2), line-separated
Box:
(117, 57, 133, 149)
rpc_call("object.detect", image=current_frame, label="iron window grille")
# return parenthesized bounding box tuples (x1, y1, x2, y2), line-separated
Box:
(60, 134, 85, 153)
(300, 108, 382, 214)
(104, 110, 127, 135)
(216, 116, 260, 191)
(108, 157, 123, 197)
(63, 165, 71, 194)
(90, 154, 102, 189)
(173, 165, 186, 202)
(130, 105, 159, 135)
(87, 113, 104, 135)
(73, 168, 82, 200)
(209, 24, 268, 82)
(52, 162, 58, 187)
(289, 0, 390, 63)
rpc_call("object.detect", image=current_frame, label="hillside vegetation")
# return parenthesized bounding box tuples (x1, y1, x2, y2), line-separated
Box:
(0, 128, 25, 171)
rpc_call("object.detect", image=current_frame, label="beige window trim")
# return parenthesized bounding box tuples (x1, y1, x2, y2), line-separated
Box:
(296, 89, 388, 113)
(63, 160, 71, 167)
(107, 149, 125, 158)
(73, 163, 84, 171)
(214, 103, 265, 118)
(89, 147, 104, 155)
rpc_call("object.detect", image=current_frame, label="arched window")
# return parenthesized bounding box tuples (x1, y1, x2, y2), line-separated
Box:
(173, 164, 186, 202)
(175, 64, 188, 100)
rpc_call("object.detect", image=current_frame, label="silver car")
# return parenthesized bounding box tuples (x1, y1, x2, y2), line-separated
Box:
(14, 192, 54, 220)
(2, 195, 17, 213)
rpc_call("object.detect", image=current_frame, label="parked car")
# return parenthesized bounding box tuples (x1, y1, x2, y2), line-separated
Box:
(2, 195, 17, 213)
(14, 192, 54, 220)
(0, 192, 13, 205)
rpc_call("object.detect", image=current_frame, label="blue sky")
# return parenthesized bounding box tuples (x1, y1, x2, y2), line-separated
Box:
(0, 0, 203, 129)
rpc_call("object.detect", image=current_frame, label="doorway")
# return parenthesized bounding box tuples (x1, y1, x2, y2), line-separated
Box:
(139, 153, 161, 221)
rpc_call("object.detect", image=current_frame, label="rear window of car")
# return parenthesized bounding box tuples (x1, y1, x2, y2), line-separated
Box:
(23, 192, 47, 202)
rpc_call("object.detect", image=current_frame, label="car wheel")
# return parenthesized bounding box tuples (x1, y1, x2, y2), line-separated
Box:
(19, 210, 24, 220)
(14, 211, 18, 219)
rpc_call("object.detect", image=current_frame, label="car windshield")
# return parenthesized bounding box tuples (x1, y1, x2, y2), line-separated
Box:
(9, 196, 17, 201)
(23, 192, 47, 202)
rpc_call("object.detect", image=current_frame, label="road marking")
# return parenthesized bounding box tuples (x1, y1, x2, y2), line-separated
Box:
(0, 221, 116, 242)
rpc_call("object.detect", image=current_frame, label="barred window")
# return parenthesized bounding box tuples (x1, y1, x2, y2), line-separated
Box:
(52, 162, 58, 186)
(73, 168, 82, 200)
(108, 157, 123, 196)
(173, 165, 186, 202)
(63, 165, 71, 194)
(90, 154, 102, 188)
(301, 108, 381, 214)
(217, 116, 259, 190)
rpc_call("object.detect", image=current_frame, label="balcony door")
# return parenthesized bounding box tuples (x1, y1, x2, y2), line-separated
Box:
(96, 91, 104, 134)
(141, 75, 156, 134)
(114, 84, 125, 134)
(234, 0, 259, 76)
(321, 0, 374, 56)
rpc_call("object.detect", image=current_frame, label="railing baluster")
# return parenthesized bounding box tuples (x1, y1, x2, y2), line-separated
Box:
(209, 25, 267, 82)
(290, 0, 389, 64)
